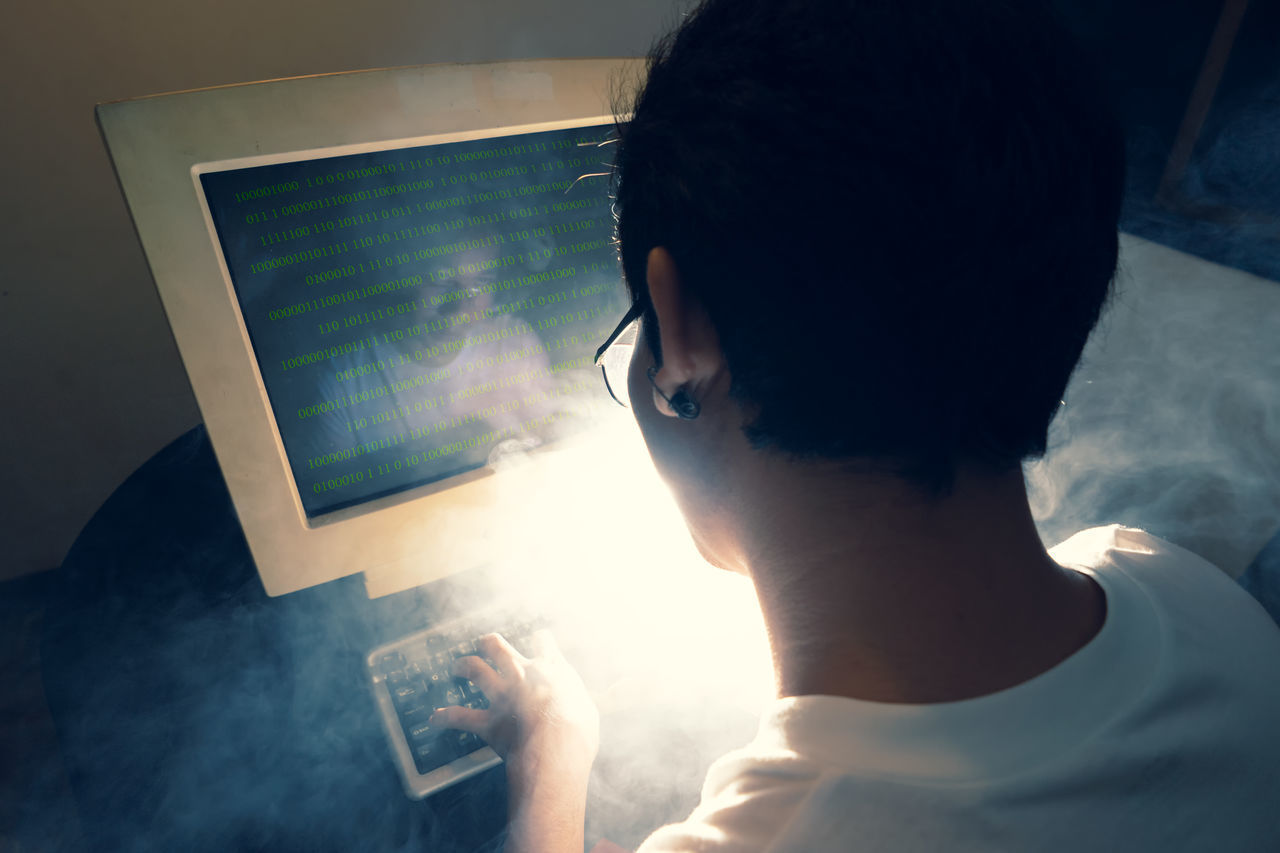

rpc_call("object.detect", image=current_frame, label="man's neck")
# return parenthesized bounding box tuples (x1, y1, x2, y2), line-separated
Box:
(733, 461, 1107, 704)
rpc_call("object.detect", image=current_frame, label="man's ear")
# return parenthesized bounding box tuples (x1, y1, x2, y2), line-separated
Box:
(645, 247, 723, 414)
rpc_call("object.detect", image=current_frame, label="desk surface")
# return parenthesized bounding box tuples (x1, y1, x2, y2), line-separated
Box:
(41, 426, 506, 851)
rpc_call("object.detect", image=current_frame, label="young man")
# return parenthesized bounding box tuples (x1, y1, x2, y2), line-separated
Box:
(427, 0, 1280, 849)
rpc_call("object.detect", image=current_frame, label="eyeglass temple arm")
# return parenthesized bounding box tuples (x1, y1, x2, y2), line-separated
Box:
(593, 300, 647, 364)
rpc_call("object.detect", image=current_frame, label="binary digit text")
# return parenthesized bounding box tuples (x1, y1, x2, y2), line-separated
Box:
(200, 125, 626, 517)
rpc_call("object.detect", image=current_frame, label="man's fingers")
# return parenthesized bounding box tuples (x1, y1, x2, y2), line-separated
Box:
(476, 632, 523, 674)
(450, 654, 501, 696)
(428, 704, 488, 735)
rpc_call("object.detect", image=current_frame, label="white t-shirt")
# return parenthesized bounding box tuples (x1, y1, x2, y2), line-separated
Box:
(636, 525, 1280, 852)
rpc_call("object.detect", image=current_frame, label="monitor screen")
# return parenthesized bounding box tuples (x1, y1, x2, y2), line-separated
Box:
(198, 122, 627, 518)
(100, 59, 647, 595)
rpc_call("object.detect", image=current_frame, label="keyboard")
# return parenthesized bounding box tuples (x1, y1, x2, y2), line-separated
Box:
(367, 613, 544, 798)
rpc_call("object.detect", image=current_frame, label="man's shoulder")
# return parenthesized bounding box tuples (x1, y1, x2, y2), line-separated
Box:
(1050, 523, 1180, 566)
(635, 746, 824, 853)
(1060, 526, 1280, 719)
(1052, 523, 1248, 600)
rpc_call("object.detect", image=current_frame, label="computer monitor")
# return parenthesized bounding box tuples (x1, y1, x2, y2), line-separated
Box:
(98, 59, 645, 596)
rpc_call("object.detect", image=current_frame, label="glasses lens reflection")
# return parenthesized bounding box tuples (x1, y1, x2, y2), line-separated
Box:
(600, 320, 639, 408)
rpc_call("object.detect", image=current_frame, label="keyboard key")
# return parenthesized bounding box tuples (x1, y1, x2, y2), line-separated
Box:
(424, 680, 452, 710)
(378, 652, 407, 674)
(412, 737, 458, 774)
(456, 677, 490, 708)
(391, 683, 422, 709)
(445, 730, 479, 754)
(400, 702, 433, 726)
(391, 681, 432, 722)
(406, 721, 436, 743)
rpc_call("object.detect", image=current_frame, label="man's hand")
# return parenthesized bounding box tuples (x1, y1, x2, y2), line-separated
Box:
(428, 630, 600, 853)
(428, 629, 600, 768)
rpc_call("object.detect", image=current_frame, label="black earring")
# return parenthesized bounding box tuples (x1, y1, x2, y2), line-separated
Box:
(647, 366, 701, 420)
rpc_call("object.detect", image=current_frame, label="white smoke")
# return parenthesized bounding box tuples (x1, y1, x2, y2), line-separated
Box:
(1026, 232, 1280, 579)
(33, 232, 1278, 852)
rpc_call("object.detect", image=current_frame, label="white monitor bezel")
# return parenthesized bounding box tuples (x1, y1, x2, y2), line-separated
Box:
(97, 59, 642, 596)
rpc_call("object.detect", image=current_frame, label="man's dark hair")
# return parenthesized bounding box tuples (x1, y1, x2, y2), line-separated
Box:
(612, 0, 1125, 500)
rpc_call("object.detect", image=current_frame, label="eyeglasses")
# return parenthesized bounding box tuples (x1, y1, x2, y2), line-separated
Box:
(593, 300, 645, 408)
